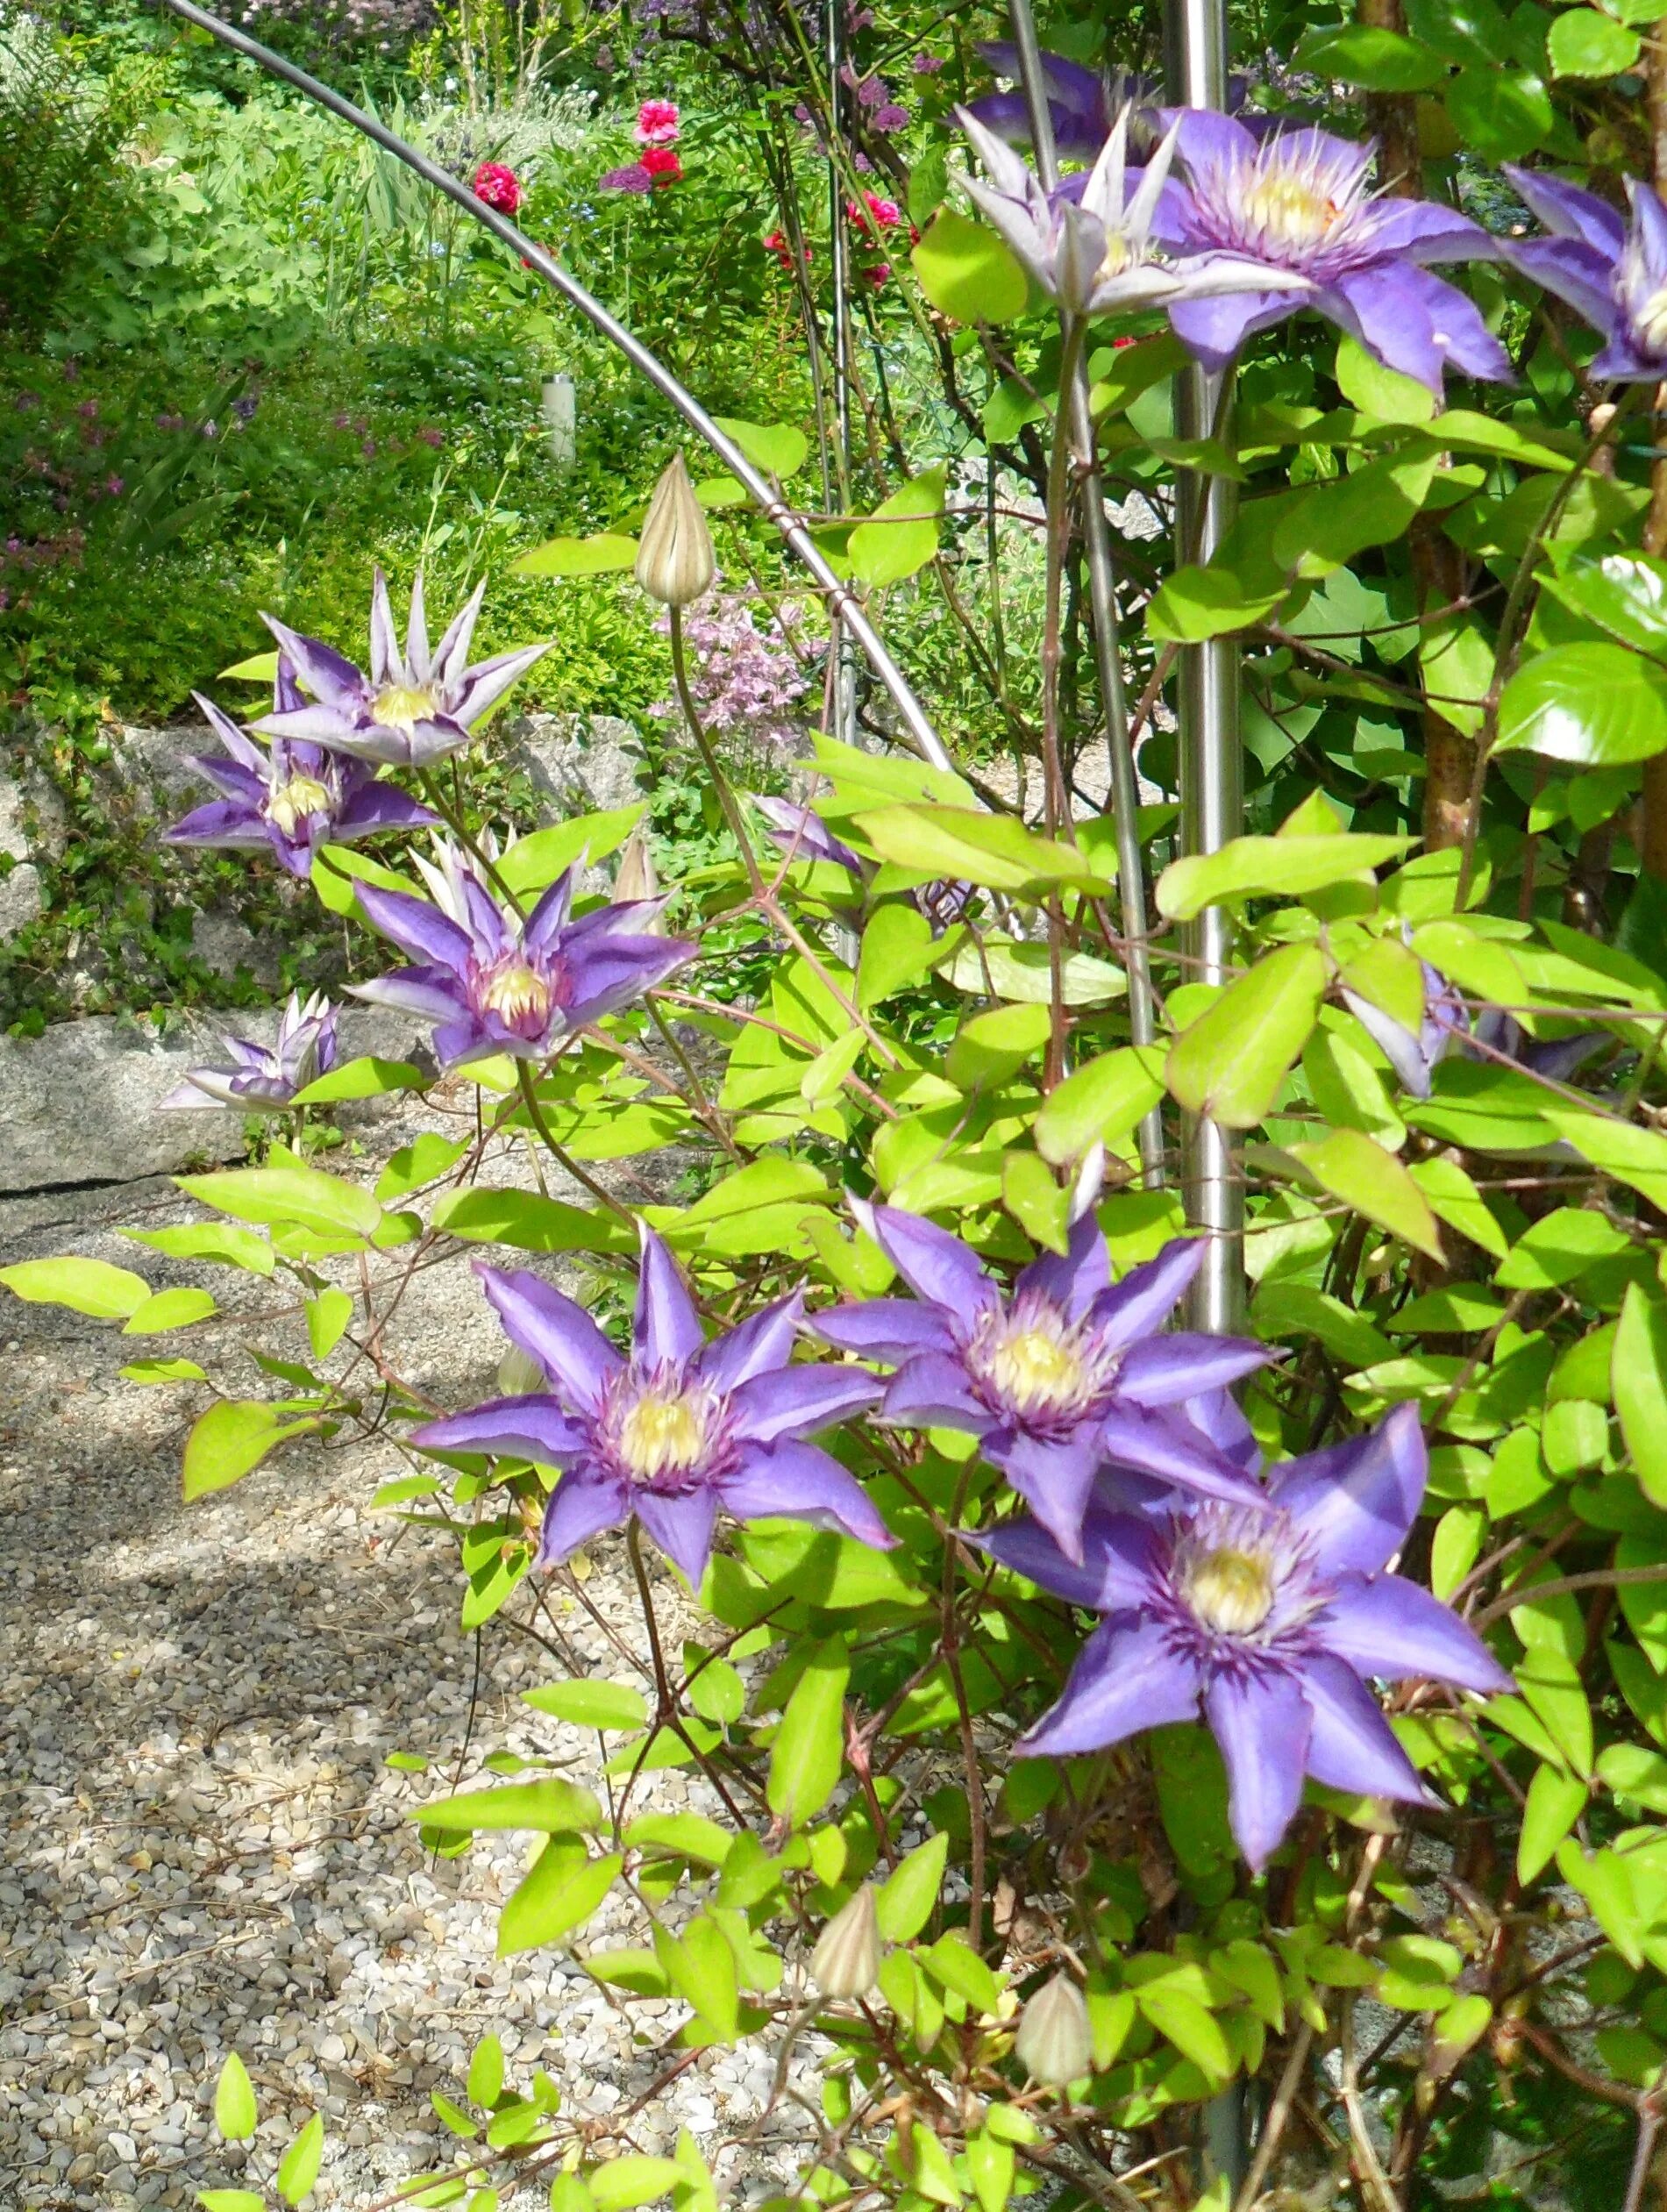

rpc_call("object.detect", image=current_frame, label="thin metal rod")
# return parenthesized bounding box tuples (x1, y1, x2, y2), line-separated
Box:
(1165, 0, 1244, 1339)
(823, 0, 858, 747)
(1008, 0, 1163, 1185)
(150, 0, 953, 777)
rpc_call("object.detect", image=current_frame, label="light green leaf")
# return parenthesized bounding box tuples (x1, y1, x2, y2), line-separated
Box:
(857, 805, 1107, 893)
(125, 1223, 274, 1274)
(713, 417, 809, 479)
(510, 532, 639, 577)
(946, 1003, 1051, 1090)
(934, 938, 1127, 1005)
(304, 1287, 354, 1362)
(214, 2052, 258, 2142)
(1145, 561, 1286, 643)
(857, 902, 936, 1008)
(176, 1165, 381, 1240)
(1542, 1109, 1667, 1210)
(198, 2195, 267, 2212)
(1157, 831, 1406, 919)
(1548, 7, 1640, 75)
(766, 1636, 849, 1827)
(432, 1187, 633, 1257)
(183, 1400, 317, 1502)
(498, 1843, 621, 1956)
(1333, 334, 1438, 423)
(590, 2158, 687, 2212)
(1136, 1984, 1233, 2080)
(910, 208, 1029, 323)
(1287, 1126, 1443, 1259)
(122, 1356, 210, 1385)
(522, 1680, 649, 1731)
(876, 1831, 949, 1943)
(218, 650, 280, 683)
(1, 1256, 149, 1319)
(289, 1056, 425, 1105)
(495, 806, 645, 899)
(310, 843, 415, 919)
(847, 467, 947, 589)
(1497, 644, 1667, 765)
(1407, 1155, 1508, 1259)
(1166, 945, 1328, 1129)
(1518, 1764, 1587, 1883)
(276, 2112, 325, 2206)
(1035, 1046, 1166, 1166)
(413, 1780, 603, 1833)
(1615, 1286, 1667, 1509)
(122, 1287, 217, 1335)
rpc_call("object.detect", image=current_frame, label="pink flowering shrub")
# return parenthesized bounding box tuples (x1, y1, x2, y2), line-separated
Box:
(472, 161, 522, 216)
(634, 97, 680, 146)
(653, 580, 809, 753)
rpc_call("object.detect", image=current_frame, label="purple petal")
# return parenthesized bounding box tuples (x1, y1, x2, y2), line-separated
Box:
(177, 753, 267, 803)
(1167, 286, 1307, 370)
(191, 690, 270, 774)
(1017, 1614, 1202, 1756)
(524, 865, 578, 949)
(1326, 265, 1511, 390)
(1172, 105, 1257, 178)
(1090, 1238, 1205, 1350)
(1342, 988, 1434, 1099)
(1365, 199, 1500, 265)
(477, 1263, 622, 1412)
(406, 569, 432, 681)
(880, 1351, 990, 1431)
(1015, 1207, 1110, 1320)
(849, 1196, 999, 1320)
(718, 1438, 896, 1549)
(1589, 333, 1662, 381)
(752, 796, 863, 874)
(432, 579, 486, 687)
(813, 1297, 959, 1363)
(728, 1364, 882, 1444)
(1501, 238, 1621, 340)
(1178, 1386, 1263, 1474)
(972, 1505, 1162, 1612)
(415, 1393, 587, 1465)
(1298, 1654, 1436, 1804)
(635, 1225, 706, 1368)
(1268, 1402, 1426, 1576)
(164, 799, 268, 849)
(1097, 1402, 1260, 1503)
(974, 41, 1108, 134)
(1205, 1668, 1312, 1870)
(538, 1470, 629, 1566)
(353, 882, 474, 974)
(634, 1486, 721, 1588)
(700, 1295, 803, 1392)
(333, 783, 441, 837)
(1502, 163, 1627, 256)
(348, 969, 471, 1022)
(448, 640, 552, 729)
(253, 702, 368, 750)
(1319, 1573, 1512, 1695)
(561, 938, 697, 1028)
(261, 614, 368, 711)
(1115, 1332, 1270, 1407)
(985, 1425, 1107, 1566)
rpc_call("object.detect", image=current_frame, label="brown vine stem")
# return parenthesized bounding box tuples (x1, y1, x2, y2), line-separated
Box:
(1470, 1559, 1667, 1632)
(515, 1060, 632, 1224)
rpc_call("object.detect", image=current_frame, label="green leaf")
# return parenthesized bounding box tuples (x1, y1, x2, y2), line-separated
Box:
(183, 1400, 316, 1502)
(219, 649, 281, 683)
(500, 1839, 620, 1957)
(1443, 66, 1554, 161)
(1136, 1984, 1233, 2080)
(1542, 1108, 1667, 1209)
(289, 1056, 425, 1105)
(1496, 644, 1667, 765)
(510, 532, 639, 577)
(276, 2112, 325, 2206)
(946, 1003, 1051, 1090)
(310, 843, 415, 919)
(214, 2052, 258, 2142)
(432, 1186, 633, 1257)
(1157, 831, 1406, 919)
(0, 1256, 149, 1318)
(1548, 7, 1640, 75)
(1145, 561, 1286, 644)
(857, 902, 936, 1009)
(1334, 335, 1437, 424)
(1035, 1046, 1166, 1166)
(412, 1780, 603, 1832)
(1519, 1763, 1587, 1883)
(626, 1811, 734, 1864)
(1272, 451, 1439, 577)
(934, 938, 1127, 1005)
(713, 417, 809, 479)
(847, 467, 947, 589)
(198, 2195, 267, 2212)
(910, 208, 1029, 324)
(1166, 945, 1328, 1129)
(126, 1223, 274, 1274)
(1003, 1151, 1070, 1255)
(495, 806, 645, 900)
(122, 1356, 210, 1385)
(876, 1832, 949, 1943)
(766, 1635, 849, 1827)
(1542, 552, 1667, 654)
(1294, 19, 1447, 86)
(176, 1165, 381, 1240)
(590, 2158, 686, 2212)
(376, 1134, 472, 1202)
(687, 1658, 745, 1726)
(1615, 1287, 1667, 1509)
(1288, 1127, 1444, 1260)
(856, 805, 1108, 893)
(522, 1680, 649, 1731)
(122, 1287, 217, 1335)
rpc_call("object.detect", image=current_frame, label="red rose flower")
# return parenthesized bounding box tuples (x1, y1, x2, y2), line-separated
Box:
(473, 161, 523, 216)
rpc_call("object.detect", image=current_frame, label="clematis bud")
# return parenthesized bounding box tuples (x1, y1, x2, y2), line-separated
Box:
(635, 453, 714, 608)
(810, 1886, 881, 1999)
(497, 1345, 547, 1396)
(612, 825, 660, 919)
(1015, 1973, 1092, 2087)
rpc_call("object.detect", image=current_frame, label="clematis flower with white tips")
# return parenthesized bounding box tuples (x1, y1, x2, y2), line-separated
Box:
(256, 570, 550, 769)
(956, 103, 1289, 322)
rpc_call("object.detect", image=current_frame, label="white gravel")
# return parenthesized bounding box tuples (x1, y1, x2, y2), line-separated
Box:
(0, 1159, 825, 2209)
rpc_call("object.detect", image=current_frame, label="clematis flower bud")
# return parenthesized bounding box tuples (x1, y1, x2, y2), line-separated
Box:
(1015, 1973, 1092, 2087)
(810, 1886, 881, 1999)
(497, 1345, 547, 1397)
(635, 453, 715, 608)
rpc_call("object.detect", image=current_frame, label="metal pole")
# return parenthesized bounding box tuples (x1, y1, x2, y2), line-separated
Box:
(149, 0, 955, 779)
(823, 0, 858, 747)
(1008, 0, 1163, 1185)
(1165, 0, 1244, 1339)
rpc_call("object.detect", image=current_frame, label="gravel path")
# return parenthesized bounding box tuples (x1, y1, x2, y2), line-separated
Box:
(0, 1160, 816, 2211)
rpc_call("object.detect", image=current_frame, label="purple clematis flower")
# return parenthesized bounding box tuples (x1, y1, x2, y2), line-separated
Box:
(166, 656, 438, 878)
(414, 1231, 894, 1588)
(351, 838, 694, 1069)
(975, 1402, 1511, 1867)
(965, 43, 1133, 162)
(958, 104, 1281, 323)
(1501, 168, 1667, 382)
(816, 1202, 1270, 1565)
(256, 570, 550, 768)
(1345, 958, 1605, 1098)
(1159, 115, 1510, 392)
(753, 796, 973, 937)
(160, 990, 339, 1110)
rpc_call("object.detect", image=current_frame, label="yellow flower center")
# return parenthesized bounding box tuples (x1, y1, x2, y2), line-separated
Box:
(266, 772, 331, 836)
(480, 958, 552, 1025)
(1636, 283, 1667, 354)
(1243, 171, 1340, 252)
(371, 681, 440, 737)
(984, 1325, 1085, 1416)
(616, 1388, 709, 1480)
(1186, 1547, 1276, 1637)
(1098, 230, 1139, 283)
